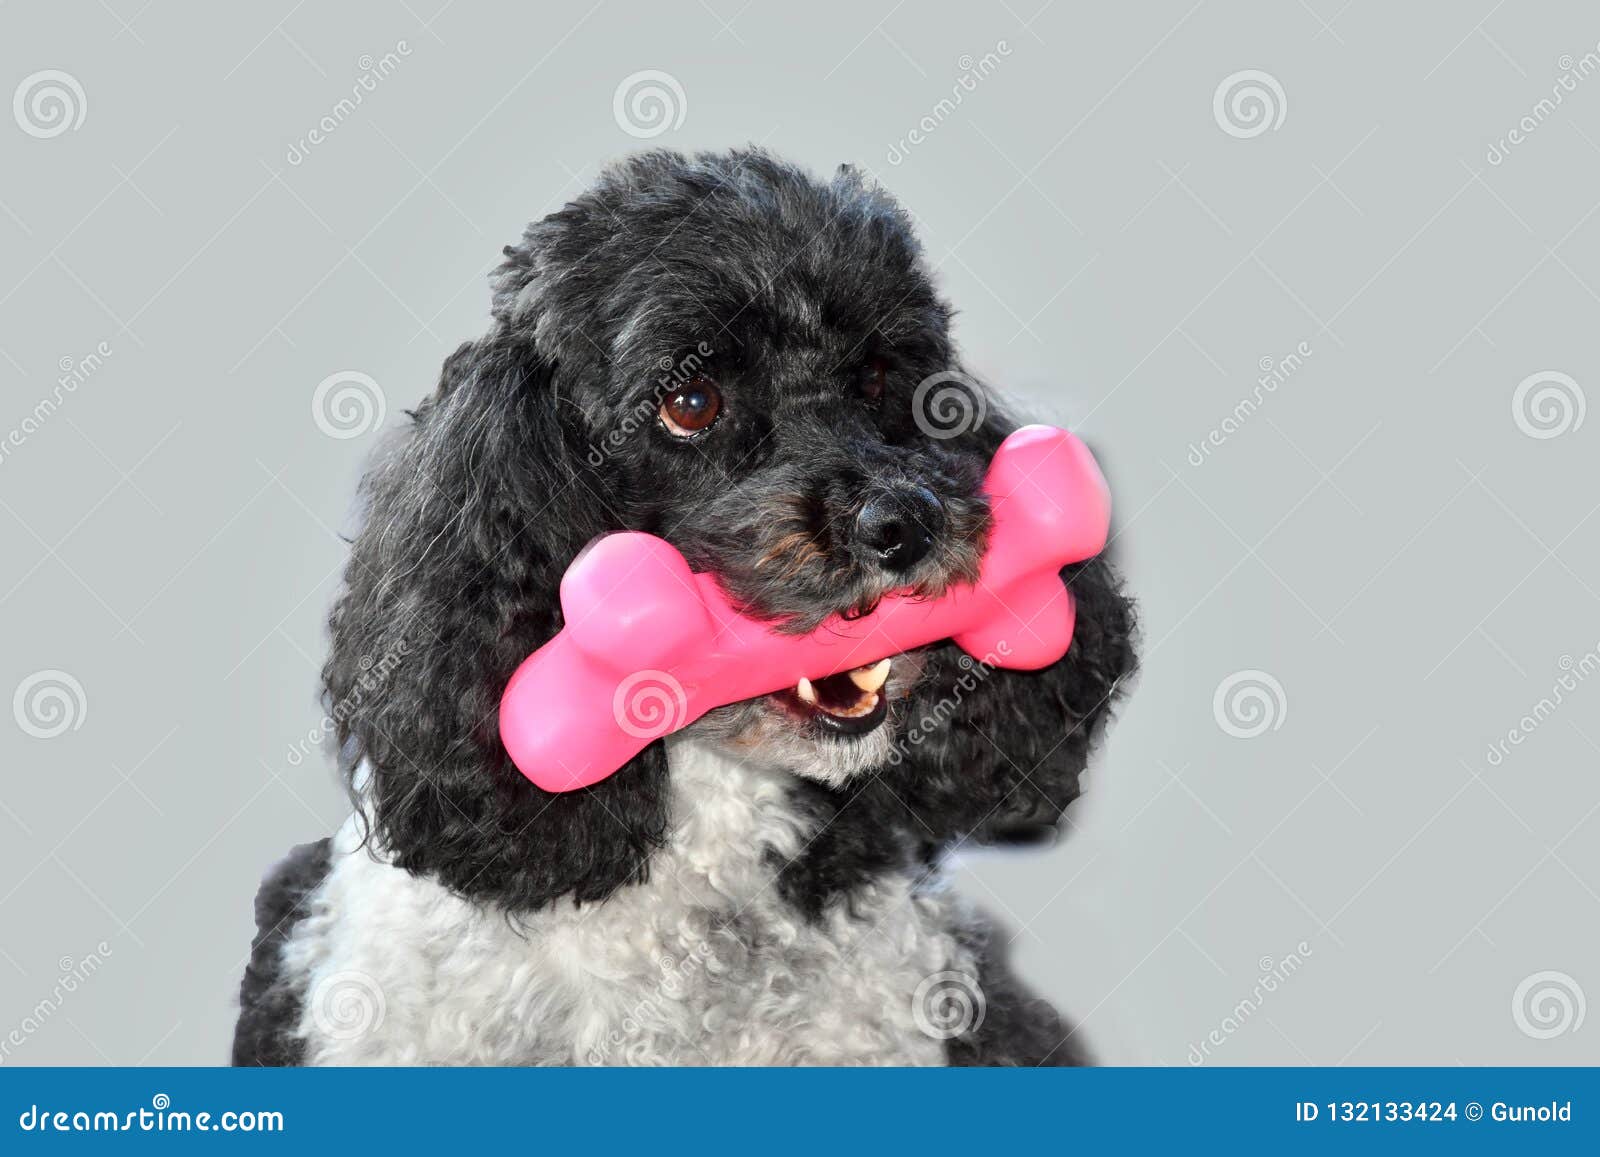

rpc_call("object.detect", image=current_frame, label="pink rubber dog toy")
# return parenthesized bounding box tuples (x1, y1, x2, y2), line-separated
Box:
(499, 424, 1110, 792)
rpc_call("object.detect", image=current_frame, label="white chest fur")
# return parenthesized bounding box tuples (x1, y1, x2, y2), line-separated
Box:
(280, 741, 974, 1065)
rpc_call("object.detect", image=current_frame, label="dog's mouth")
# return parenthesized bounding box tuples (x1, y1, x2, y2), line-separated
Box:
(769, 657, 893, 738)
(689, 635, 933, 785)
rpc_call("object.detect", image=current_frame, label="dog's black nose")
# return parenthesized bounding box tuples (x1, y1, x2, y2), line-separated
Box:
(856, 487, 942, 573)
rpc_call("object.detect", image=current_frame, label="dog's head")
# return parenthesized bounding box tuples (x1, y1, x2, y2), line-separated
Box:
(326, 150, 1135, 913)
(494, 150, 999, 784)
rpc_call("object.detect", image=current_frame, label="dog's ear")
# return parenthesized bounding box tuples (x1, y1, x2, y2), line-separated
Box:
(775, 386, 1136, 914)
(323, 330, 670, 911)
(891, 552, 1136, 846)
(881, 394, 1138, 846)
(881, 395, 1138, 846)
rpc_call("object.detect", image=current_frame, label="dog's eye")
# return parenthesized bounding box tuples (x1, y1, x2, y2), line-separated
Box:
(660, 376, 722, 436)
(861, 358, 888, 402)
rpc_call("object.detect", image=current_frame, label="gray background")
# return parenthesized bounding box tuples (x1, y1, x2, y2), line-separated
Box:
(2, 0, 1597, 1066)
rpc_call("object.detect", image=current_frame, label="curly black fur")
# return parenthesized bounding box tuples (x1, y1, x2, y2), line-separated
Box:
(774, 552, 1136, 918)
(232, 839, 330, 1066)
(313, 149, 1137, 1054)
(323, 328, 671, 911)
(945, 919, 1092, 1066)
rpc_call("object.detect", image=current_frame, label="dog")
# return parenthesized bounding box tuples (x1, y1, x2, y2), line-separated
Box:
(232, 149, 1136, 1066)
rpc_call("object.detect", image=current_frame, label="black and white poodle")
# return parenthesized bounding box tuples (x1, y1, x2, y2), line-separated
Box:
(233, 148, 1136, 1066)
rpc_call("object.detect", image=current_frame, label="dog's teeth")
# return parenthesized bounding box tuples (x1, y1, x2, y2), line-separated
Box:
(848, 659, 892, 694)
(796, 676, 817, 705)
(828, 692, 880, 719)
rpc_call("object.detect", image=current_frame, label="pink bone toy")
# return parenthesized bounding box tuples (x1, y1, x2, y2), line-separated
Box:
(499, 424, 1110, 792)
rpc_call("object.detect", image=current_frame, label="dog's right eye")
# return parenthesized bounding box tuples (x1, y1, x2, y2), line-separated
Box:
(659, 376, 723, 437)
(861, 357, 888, 402)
